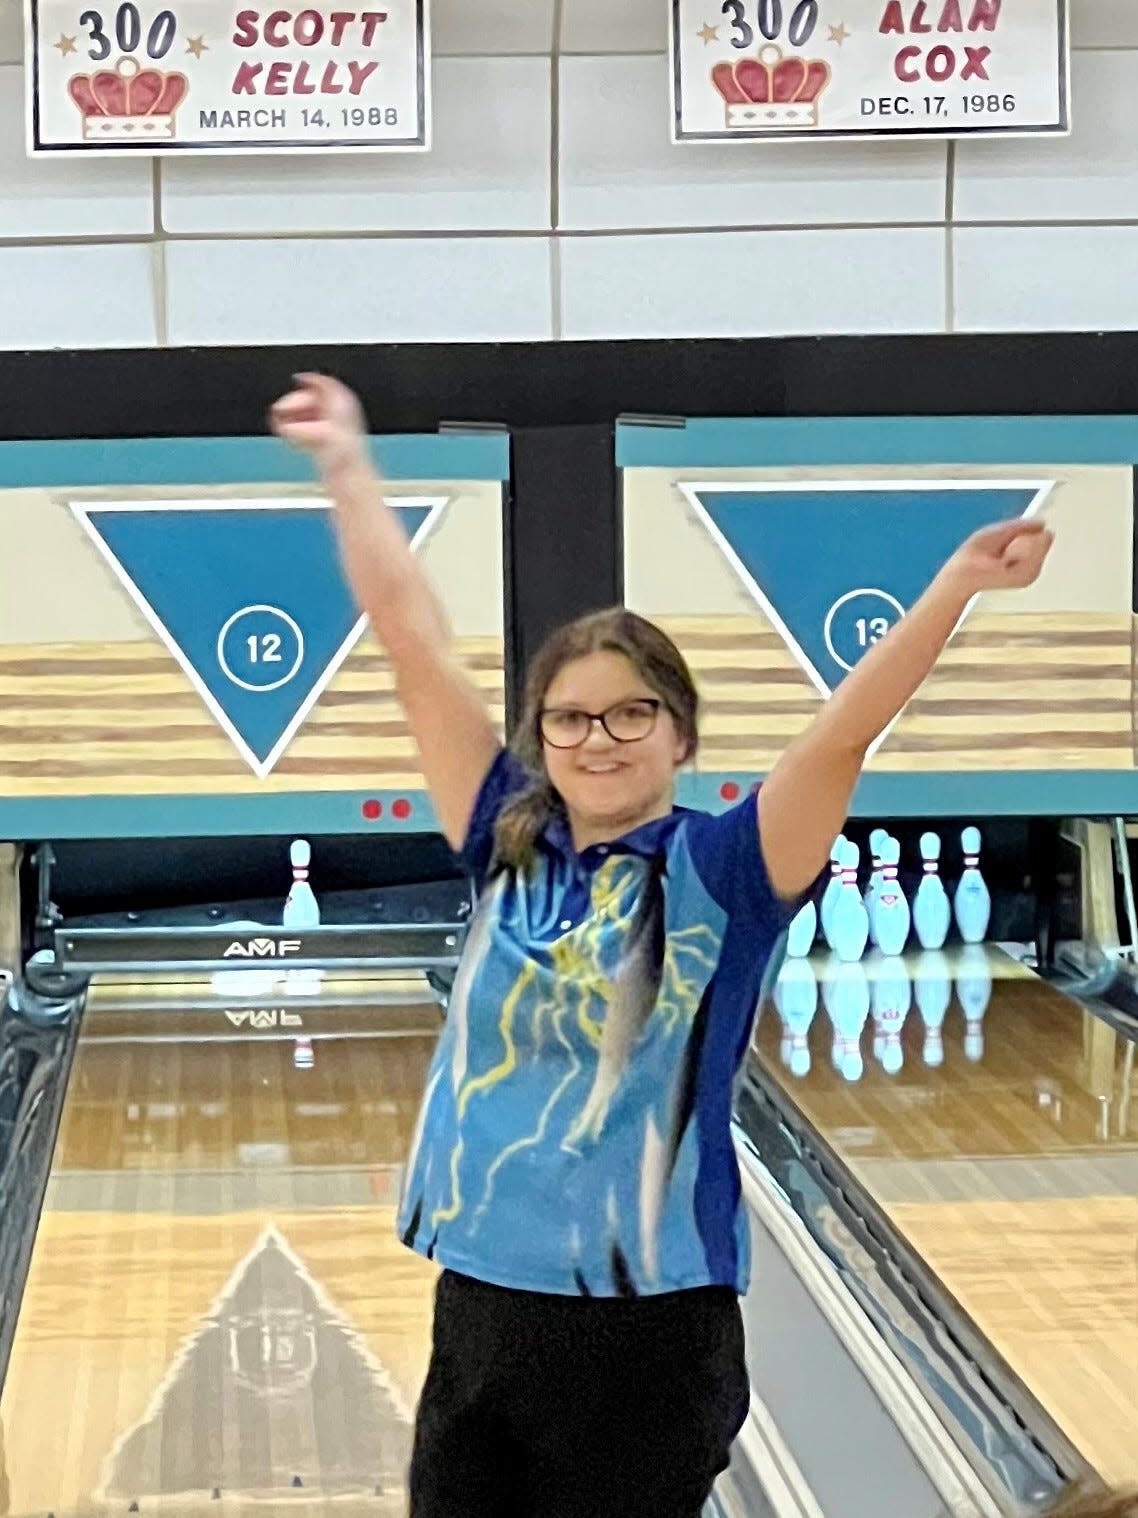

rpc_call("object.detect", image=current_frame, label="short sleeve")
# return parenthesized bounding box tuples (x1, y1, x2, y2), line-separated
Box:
(682, 790, 827, 932)
(456, 747, 532, 883)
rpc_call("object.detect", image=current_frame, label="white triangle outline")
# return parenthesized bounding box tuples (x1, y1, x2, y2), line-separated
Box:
(94, 1219, 413, 1504)
(70, 495, 449, 778)
(677, 478, 1055, 759)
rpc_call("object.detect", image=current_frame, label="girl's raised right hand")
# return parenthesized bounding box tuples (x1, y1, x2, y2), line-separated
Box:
(270, 372, 369, 476)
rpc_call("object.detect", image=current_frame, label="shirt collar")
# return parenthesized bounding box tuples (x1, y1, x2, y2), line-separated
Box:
(543, 808, 682, 863)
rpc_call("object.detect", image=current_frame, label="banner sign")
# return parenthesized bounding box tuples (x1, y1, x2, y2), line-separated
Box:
(26, 0, 429, 153)
(671, 0, 1068, 142)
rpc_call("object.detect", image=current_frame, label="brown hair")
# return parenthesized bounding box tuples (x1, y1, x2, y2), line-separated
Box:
(493, 608, 700, 872)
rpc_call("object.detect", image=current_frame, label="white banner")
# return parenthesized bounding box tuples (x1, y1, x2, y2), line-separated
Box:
(671, 0, 1068, 142)
(26, 0, 429, 154)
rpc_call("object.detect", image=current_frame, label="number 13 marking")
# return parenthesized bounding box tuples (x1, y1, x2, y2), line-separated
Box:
(856, 617, 891, 647)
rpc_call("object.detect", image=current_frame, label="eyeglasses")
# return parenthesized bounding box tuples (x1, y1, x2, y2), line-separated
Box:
(539, 698, 662, 750)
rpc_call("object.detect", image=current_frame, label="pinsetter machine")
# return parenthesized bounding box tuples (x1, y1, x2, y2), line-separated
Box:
(8, 832, 475, 1025)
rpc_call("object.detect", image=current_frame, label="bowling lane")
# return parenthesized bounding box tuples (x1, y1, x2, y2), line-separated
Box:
(0, 974, 442, 1516)
(755, 945, 1138, 1488)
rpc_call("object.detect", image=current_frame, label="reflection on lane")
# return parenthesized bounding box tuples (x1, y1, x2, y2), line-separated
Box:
(0, 979, 442, 1516)
(771, 945, 1001, 1085)
(755, 944, 1138, 1485)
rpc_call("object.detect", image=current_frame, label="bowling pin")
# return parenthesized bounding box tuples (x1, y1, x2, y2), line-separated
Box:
(872, 956, 911, 1076)
(870, 963, 886, 1063)
(773, 961, 793, 1068)
(831, 961, 870, 1083)
(819, 953, 843, 1069)
(775, 958, 818, 1079)
(864, 827, 889, 939)
(210, 969, 280, 998)
(293, 1036, 315, 1070)
(831, 839, 869, 964)
(956, 943, 992, 1062)
(913, 832, 951, 951)
(870, 836, 910, 957)
(786, 899, 817, 959)
(820, 835, 847, 952)
(284, 839, 321, 928)
(283, 840, 323, 995)
(914, 949, 951, 1068)
(954, 826, 991, 945)
(285, 968, 325, 996)
(778, 1020, 792, 1069)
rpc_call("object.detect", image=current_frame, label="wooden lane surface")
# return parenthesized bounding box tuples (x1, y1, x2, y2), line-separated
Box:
(753, 950, 1138, 1485)
(0, 611, 1131, 800)
(0, 987, 441, 1515)
(892, 1196, 1138, 1490)
(83, 971, 444, 1041)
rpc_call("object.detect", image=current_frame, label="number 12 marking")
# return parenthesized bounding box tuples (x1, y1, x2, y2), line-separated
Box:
(247, 634, 283, 664)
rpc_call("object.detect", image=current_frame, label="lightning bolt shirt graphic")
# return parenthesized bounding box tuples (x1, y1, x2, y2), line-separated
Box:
(397, 751, 807, 1299)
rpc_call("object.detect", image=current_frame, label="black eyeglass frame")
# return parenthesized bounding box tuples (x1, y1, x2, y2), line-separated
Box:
(537, 698, 663, 750)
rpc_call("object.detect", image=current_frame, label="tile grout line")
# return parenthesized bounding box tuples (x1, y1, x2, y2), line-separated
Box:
(549, 0, 565, 338)
(151, 157, 169, 345)
(6, 216, 1138, 252)
(945, 142, 956, 334)
(151, 239, 169, 346)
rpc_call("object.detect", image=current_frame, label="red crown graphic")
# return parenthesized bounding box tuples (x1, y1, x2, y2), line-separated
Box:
(68, 56, 189, 141)
(711, 44, 831, 130)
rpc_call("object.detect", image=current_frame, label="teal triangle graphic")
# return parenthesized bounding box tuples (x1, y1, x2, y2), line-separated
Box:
(72, 498, 444, 777)
(682, 480, 1052, 698)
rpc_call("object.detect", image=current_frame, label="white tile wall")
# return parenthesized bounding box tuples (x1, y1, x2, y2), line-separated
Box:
(1069, 0, 1138, 50)
(955, 224, 1138, 332)
(162, 57, 551, 234)
(0, 5, 1135, 349)
(955, 52, 1138, 222)
(0, 0, 18, 68)
(165, 235, 553, 345)
(0, 65, 153, 237)
(560, 55, 947, 231)
(558, 0, 667, 56)
(561, 227, 945, 338)
(433, 0, 555, 55)
(0, 242, 157, 347)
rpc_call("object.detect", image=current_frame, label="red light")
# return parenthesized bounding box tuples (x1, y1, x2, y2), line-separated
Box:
(392, 798, 412, 820)
(362, 800, 383, 821)
(720, 781, 740, 802)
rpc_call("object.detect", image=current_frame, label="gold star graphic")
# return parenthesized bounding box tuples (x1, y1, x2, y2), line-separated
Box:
(53, 33, 77, 55)
(185, 35, 208, 57)
(827, 21, 851, 44)
(697, 22, 719, 44)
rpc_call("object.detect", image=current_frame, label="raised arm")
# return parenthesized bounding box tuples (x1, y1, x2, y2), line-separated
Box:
(758, 518, 1055, 898)
(270, 373, 500, 851)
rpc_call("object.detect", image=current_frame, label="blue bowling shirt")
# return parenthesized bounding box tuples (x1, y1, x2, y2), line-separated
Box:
(397, 750, 802, 1298)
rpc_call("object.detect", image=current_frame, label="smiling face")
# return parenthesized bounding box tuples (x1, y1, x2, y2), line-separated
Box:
(539, 649, 691, 848)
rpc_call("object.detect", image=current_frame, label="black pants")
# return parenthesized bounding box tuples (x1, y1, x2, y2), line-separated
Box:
(409, 1270, 750, 1518)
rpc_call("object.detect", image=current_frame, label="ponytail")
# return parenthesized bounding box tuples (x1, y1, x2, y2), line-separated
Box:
(493, 774, 562, 873)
